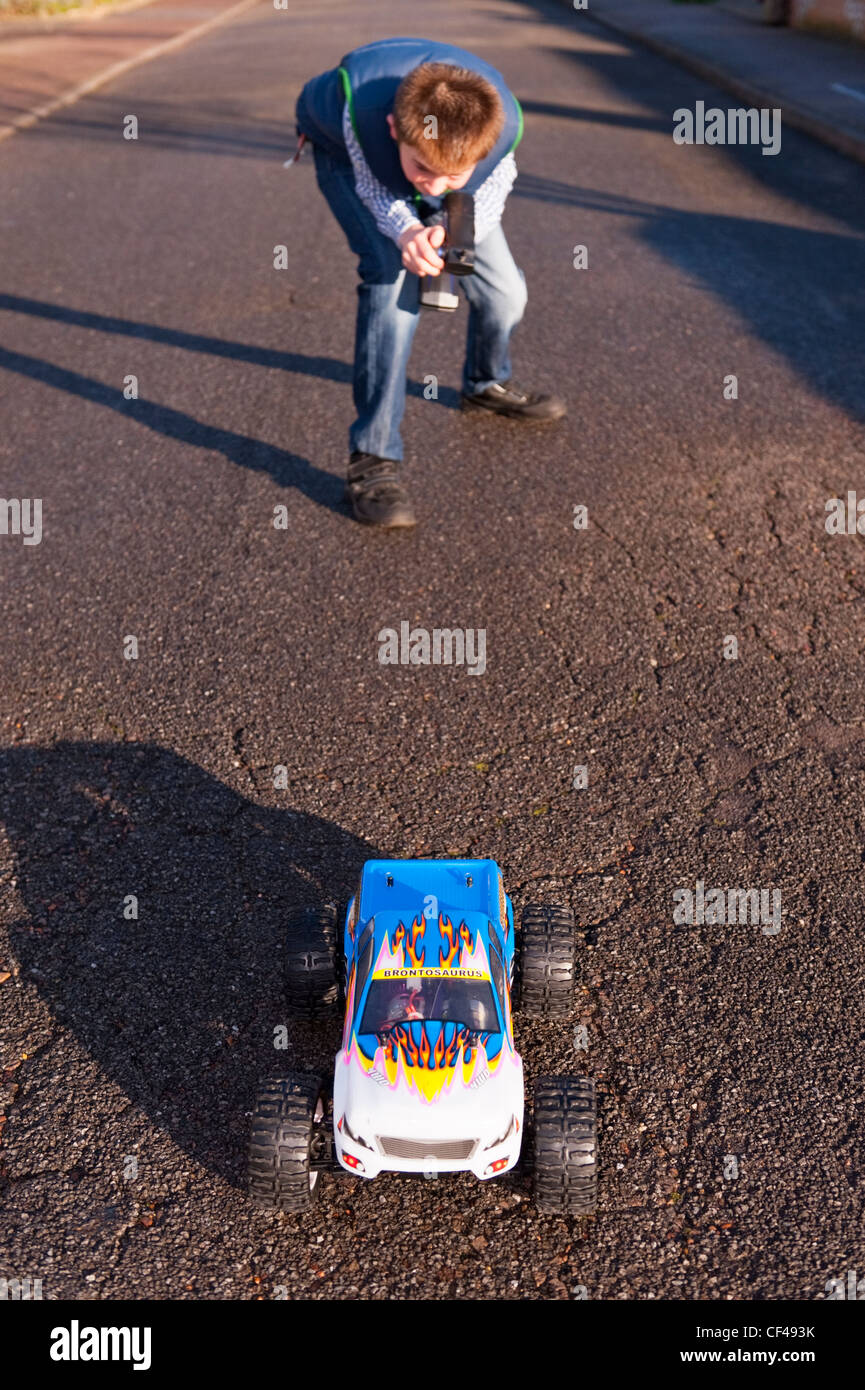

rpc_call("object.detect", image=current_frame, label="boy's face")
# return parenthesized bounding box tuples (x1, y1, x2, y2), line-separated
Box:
(386, 113, 475, 198)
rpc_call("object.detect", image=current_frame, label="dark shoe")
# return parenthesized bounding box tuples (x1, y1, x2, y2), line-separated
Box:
(461, 379, 567, 421)
(344, 451, 416, 528)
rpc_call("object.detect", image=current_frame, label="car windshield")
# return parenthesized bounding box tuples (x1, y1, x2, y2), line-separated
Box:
(360, 976, 500, 1035)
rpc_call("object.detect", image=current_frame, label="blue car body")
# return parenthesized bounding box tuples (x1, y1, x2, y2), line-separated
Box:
(333, 858, 524, 1178)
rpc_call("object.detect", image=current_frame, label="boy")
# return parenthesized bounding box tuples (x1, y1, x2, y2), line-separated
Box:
(295, 37, 566, 529)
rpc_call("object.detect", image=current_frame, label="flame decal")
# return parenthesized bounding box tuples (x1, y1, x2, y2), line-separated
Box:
(347, 1031, 376, 1069)
(442, 1026, 465, 1069)
(439, 914, 459, 967)
(343, 1020, 520, 1104)
(344, 906, 522, 1102)
(342, 960, 356, 1049)
(370, 922, 405, 976)
(406, 916, 426, 967)
(385, 1025, 418, 1068)
(438, 916, 475, 966)
(374, 1021, 504, 1102)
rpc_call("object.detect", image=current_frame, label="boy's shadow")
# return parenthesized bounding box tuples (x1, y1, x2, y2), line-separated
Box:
(0, 297, 462, 519)
(0, 741, 379, 1188)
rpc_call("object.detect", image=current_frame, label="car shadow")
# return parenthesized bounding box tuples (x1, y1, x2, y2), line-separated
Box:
(0, 740, 380, 1190)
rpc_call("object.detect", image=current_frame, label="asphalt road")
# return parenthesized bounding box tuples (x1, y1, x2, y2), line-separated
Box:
(1, 0, 864, 1301)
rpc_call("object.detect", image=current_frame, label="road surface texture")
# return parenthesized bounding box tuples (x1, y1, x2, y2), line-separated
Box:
(1, 0, 864, 1301)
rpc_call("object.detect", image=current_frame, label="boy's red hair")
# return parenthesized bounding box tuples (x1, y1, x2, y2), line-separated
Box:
(393, 63, 505, 171)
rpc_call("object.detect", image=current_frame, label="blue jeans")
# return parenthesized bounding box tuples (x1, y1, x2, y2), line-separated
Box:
(312, 143, 528, 462)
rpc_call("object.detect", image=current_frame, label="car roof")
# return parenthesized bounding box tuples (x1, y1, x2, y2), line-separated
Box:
(358, 858, 503, 925)
(351, 862, 509, 1042)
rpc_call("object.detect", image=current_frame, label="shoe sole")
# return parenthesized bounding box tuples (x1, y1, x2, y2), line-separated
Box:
(460, 396, 567, 422)
(347, 500, 416, 529)
(354, 513, 416, 529)
(344, 486, 416, 528)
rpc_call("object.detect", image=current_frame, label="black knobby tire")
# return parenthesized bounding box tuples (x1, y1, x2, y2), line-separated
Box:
(284, 905, 339, 1020)
(533, 1075, 598, 1216)
(517, 904, 575, 1018)
(248, 1074, 325, 1212)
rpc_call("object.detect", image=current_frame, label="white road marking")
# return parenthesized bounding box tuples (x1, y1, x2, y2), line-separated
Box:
(831, 83, 865, 105)
(0, 0, 263, 144)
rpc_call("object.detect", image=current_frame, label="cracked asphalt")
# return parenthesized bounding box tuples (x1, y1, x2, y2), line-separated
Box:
(1, 0, 864, 1301)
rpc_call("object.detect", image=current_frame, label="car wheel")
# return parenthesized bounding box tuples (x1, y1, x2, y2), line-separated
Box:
(248, 1074, 326, 1212)
(517, 903, 575, 1018)
(533, 1075, 597, 1216)
(284, 904, 339, 1020)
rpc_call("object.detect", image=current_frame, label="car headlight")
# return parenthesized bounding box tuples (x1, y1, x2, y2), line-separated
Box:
(342, 1116, 373, 1151)
(484, 1116, 516, 1150)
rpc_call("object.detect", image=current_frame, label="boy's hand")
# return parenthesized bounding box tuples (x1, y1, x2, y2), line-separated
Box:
(398, 223, 446, 277)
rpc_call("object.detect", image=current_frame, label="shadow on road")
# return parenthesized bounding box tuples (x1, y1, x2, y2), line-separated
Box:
(0, 341, 347, 513)
(506, 2, 865, 423)
(0, 295, 461, 508)
(0, 293, 355, 382)
(4, 0, 863, 462)
(0, 741, 378, 1188)
(509, 175, 865, 424)
(31, 96, 294, 160)
(519, 97, 668, 134)
(0, 330, 459, 518)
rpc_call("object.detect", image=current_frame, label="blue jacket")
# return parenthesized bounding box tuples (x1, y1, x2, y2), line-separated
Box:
(296, 37, 523, 203)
